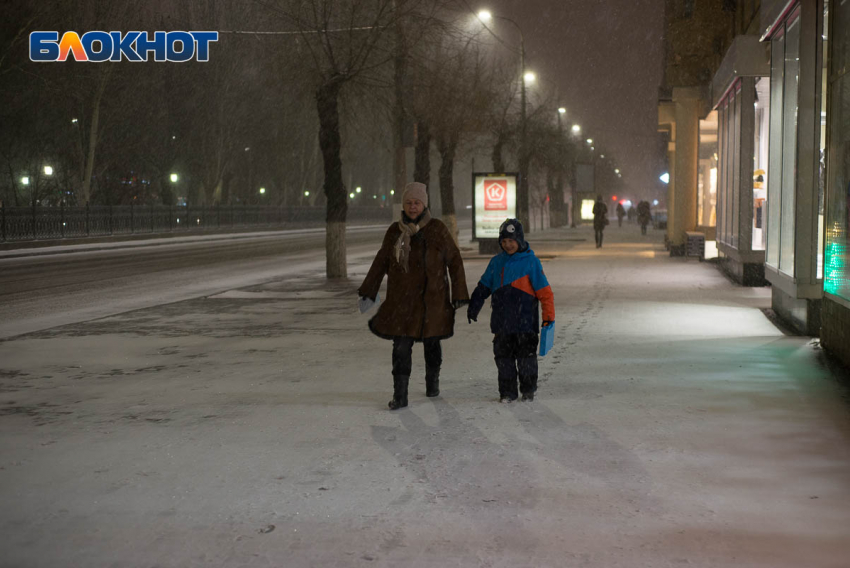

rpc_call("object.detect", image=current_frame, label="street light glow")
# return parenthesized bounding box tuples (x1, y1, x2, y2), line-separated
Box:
(477, 10, 492, 22)
(614, 169, 620, 174)
(304, 191, 310, 196)
(71, 118, 78, 124)
(558, 107, 566, 114)
(390, 190, 395, 195)
(170, 173, 178, 183)
(259, 187, 265, 194)
(21, 176, 29, 186)
(356, 186, 362, 193)
(523, 71, 536, 83)
(586, 138, 593, 144)
(572, 124, 581, 134)
(660, 173, 670, 184)
(44, 166, 53, 176)
(349, 192, 355, 199)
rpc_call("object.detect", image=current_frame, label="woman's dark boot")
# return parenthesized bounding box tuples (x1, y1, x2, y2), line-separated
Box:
(388, 375, 409, 410)
(425, 367, 440, 397)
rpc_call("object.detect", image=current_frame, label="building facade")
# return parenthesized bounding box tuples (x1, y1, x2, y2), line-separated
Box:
(661, 0, 850, 368)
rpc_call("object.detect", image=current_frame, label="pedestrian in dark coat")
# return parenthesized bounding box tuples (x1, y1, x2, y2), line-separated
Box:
(592, 195, 608, 248)
(358, 182, 470, 410)
(637, 200, 652, 235)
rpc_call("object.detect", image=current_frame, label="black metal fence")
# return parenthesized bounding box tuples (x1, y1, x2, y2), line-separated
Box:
(0, 204, 394, 242)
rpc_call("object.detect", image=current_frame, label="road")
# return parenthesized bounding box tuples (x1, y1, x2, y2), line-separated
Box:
(0, 225, 395, 339)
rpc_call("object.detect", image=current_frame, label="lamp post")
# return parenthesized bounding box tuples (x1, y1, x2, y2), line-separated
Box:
(478, 9, 530, 229)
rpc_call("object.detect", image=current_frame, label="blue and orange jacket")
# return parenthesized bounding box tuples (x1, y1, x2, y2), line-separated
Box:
(467, 248, 555, 334)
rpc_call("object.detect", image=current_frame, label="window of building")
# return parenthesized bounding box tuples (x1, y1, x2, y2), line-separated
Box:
(767, 33, 785, 267)
(779, 16, 801, 275)
(729, 83, 742, 248)
(825, 0, 850, 301)
(753, 78, 770, 251)
(698, 111, 718, 228)
(817, 0, 829, 279)
(766, 11, 802, 276)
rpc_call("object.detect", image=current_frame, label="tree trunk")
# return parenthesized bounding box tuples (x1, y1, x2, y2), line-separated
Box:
(551, 170, 566, 227)
(81, 68, 110, 204)
(437, 133, 459, 245)
(316, 79, 347, 279)
(414, 120, 431, 194)
(491, 135, 505, 173)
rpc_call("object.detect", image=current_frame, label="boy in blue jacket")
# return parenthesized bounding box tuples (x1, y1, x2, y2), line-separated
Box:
(467, 219, 555, 402)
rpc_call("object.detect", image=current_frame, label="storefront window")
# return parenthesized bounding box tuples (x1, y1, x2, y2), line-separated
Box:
(767, 34, 785, 267)
(718, 100, 732, 246)
(753, 78, 770, 251)
(780, 16, 801, 275)
(725, 96, 736, 245)
(729, 89, 742, 248)
(825, 0, 850, 300)
(817, 1, 829, 280)
(698, 111, 718, 228)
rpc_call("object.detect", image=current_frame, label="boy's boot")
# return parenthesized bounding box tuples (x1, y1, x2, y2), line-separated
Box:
(425, 367, 440, 397)
(496, 358, 518, 401)
(518, 357, 538, 401)
(388, 375, 409, 410)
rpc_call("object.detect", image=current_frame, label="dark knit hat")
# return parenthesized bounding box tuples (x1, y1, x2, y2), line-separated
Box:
(498, 218, 527, 252)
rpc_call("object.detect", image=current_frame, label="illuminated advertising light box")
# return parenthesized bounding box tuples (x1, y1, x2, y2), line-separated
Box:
(581, 199, 596, 221)
(472, 173, 518, 239)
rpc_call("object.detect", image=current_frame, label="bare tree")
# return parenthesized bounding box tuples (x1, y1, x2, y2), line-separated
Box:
(259, 0, 414, 278)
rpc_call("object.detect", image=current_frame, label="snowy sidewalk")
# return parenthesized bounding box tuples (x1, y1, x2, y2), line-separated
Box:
(2, 224, 850, 567)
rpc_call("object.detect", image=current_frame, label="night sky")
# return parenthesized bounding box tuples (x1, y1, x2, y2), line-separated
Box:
(484, 0, 667, 203)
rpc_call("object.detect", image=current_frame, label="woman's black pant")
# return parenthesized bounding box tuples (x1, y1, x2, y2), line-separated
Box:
(493, 333, 538, 399)
(594, 227, 604, 247)
(392, 337, 442, 377)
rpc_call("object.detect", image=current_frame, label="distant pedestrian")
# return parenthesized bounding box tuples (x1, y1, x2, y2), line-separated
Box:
(592, 195, 608, 248)
(616, 202, 626, 227)
(637, 200, 652, 235)
(467, 219, 555, 403)
(358, 182, 470, 410)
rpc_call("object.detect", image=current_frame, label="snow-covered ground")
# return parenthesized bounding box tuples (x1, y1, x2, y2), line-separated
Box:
(2, 224, 849, 567)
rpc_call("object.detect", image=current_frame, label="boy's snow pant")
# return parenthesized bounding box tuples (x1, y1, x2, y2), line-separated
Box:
(493, 333, 539, 399)
(392, 337, 442, 379)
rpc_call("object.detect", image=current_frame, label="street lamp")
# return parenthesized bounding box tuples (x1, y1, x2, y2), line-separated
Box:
(170, 173, 179, 183)
(259, 187, 266, 195)
(478, 7, 530, 228)
(572, 124, 581, 135)
(44, 166, 53, 176)
(21, 176, 29, 186)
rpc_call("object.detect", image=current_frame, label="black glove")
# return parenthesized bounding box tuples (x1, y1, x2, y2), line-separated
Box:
(467, 306, 477, 324)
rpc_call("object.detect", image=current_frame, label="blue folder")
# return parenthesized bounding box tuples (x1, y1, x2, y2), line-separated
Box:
(539, 323, 554, 357)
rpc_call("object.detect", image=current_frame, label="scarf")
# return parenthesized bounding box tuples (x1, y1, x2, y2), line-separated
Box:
(393, 209, 431, 272)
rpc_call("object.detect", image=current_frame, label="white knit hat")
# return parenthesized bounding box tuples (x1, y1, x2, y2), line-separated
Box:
(401, 182, 428, 207)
